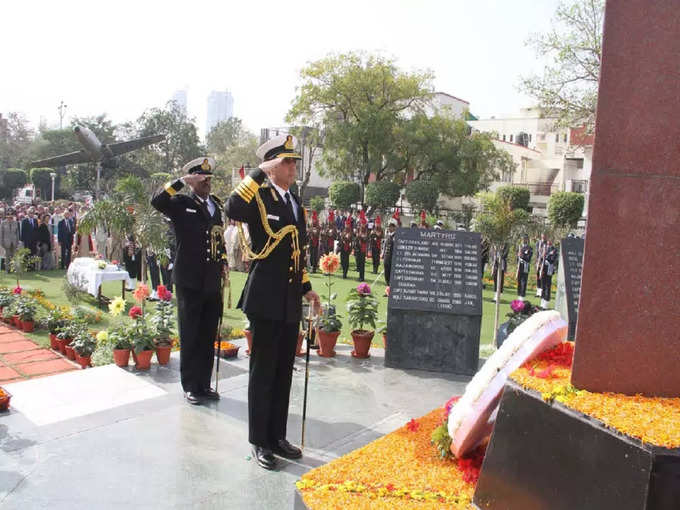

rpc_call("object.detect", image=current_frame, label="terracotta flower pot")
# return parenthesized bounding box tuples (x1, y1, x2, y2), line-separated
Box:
(317, 329, 340, 358)
(21, 320, 34, 332)
(75, 352, 91, 369)
(155, 345, 172, 365)
(113, 349, 130, 367)
(295, 331, 305, 357)
(49, 334, 59, 350)
(12, 315, 20, 328)
(244, 329, 253, 355)
(134, 350, 154, 370)
(0, 388, 11, 412)
(351, 330, 374, 359)
(65, 344, 76, 361)
(2, 316, 11, 324)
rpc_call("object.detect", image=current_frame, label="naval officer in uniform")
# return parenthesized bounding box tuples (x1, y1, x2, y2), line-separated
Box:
(151, 157, 227, 405)
(225, 134, 321, 470)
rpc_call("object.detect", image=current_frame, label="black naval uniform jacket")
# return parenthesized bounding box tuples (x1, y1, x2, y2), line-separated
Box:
(150, 180, 226, 294)
(225, 169, 312, 324)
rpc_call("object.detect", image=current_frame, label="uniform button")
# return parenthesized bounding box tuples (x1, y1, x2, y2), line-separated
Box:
(206, 230, 209, 234)
(206, 258, 210, 261)
(288, 278, 292, 283)
(206, 249, 210, 252)
(289, 266, 293, 271)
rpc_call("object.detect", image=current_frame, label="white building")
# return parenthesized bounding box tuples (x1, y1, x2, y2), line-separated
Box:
(426, 91, 470, 119)
(206, 90, 234, 135)
(170, 89, 188, 114)
(468, 107, 593, 216)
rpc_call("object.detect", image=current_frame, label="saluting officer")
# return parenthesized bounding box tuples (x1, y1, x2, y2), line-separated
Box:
(151, 157, 227, 405)
(225, 134, 321, 471)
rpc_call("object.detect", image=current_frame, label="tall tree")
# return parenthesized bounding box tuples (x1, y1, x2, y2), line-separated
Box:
(135, 101, 204, 174)
(519, 0, 604, 132)
(206, 117, 249, 154)
(289, 125, 324, 202)
(390, 113, 513, 196)
(0, 112, 35, 170)
(287, 52, 433, 199)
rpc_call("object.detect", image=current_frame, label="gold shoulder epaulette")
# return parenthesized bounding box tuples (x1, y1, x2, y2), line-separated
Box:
(234, 175, 259, 203)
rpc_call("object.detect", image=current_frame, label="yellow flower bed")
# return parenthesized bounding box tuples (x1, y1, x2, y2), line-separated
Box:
(511, 363, 680, 448)
(297, 409, 475, 509)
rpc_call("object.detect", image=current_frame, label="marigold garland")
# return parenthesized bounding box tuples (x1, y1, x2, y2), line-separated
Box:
(297, 409, 475, 509)
(512, 342, 680, 448)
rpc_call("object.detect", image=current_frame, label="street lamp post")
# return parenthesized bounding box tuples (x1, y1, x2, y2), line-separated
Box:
(50, 173, 56, 202)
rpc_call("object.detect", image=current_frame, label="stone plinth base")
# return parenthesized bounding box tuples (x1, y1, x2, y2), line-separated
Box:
(473, 381, 680, 510)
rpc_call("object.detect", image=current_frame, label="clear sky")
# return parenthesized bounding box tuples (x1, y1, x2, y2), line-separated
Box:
(1, 0, 560, 138)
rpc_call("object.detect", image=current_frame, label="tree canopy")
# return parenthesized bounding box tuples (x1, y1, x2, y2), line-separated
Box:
(287, 52, 433, 197)
(519, 0, 604, 132)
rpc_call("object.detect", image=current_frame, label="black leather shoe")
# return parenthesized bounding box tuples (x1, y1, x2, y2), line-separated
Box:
(184, 391, 203, 405)
(273, 439, 302, 459)
(200, 388, 220, 400)
(252, 446, 277, 470)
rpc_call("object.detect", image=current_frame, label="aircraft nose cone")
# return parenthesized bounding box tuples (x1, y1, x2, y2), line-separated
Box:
(74, 126, 80, 133)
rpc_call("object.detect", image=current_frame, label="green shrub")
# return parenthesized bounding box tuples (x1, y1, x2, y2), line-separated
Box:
(365, 181, 400, 212)
(329, 182, 360, 210)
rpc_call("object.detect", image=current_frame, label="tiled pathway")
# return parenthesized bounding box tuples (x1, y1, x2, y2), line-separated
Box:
(0, 325, 77, 384)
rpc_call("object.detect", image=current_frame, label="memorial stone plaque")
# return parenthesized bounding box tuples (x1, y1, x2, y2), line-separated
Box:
(560, 237, 584, 340)
(385, 228, 482, 375)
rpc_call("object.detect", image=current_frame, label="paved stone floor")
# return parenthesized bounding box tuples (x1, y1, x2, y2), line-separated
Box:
(0, 325, 77, 384)
(0, 340, 471, 509)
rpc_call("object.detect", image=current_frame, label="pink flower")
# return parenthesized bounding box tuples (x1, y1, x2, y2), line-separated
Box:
(510, 300, 525, 313)
(157, 285, 172, 301)
(357, 283, 371, 295)
(128, 306, 143, 319)
(13, 286, 22, 295)
(112, 260, 119, 265)
(133, 284, 150, 303)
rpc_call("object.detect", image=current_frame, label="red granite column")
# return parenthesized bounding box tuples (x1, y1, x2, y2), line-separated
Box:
(571, 0, 680, 397)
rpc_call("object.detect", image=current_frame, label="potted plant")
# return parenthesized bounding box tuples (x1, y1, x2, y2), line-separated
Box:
(46, 308, 67, 349)
(149, 285, 174, 365)
(2, 302, 15, 325)
(72, 331, 96, 369)
(128, 307, 156, 370)
(316, 253, 342, 357)
(0, 288, 13, 315)
(16, 297, 38, 332)
(346, 283, 379, 358)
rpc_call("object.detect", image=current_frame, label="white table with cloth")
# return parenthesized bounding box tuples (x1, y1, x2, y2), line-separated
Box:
(66, 257, 131, 306)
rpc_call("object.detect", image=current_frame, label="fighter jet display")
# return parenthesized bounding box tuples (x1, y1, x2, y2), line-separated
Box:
(29, 126, 164, 168)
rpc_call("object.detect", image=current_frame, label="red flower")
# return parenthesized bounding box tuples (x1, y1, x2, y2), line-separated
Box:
(157, 285, 173, 301)
(406, 418, 420, 432)
(457, 444, 487, 485)
(112, 260, 119, 265)
(12, 286, 22, 295)
(525, 342, 575, 369)
(128, 306, 143, 319)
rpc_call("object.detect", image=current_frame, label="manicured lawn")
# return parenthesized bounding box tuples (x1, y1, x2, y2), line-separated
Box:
(2, 263, 552, 351)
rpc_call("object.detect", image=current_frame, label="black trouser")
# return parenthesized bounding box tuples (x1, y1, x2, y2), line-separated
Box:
(124, 255, 141, 281)
(309, 245, 319, 273)
(176, 285, 220, 393)
(541, 273, 553, 301)
(384, 260, 392, 285)
(340, 250, 350, 278)
(371, 246, 380, 273)
(355, 252, 365, 281)
(536, 268, 542, 292)
(247, 317, 298, 448)
(518, 270, 529, 297)
(60, 243, 72, 269)
(146, 254, 160, 291)
(160, 264, 173, 293)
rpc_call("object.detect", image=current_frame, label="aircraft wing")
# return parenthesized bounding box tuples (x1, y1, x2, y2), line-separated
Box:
(30, 150, 91, 168)
(108, 134, 165, 156)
